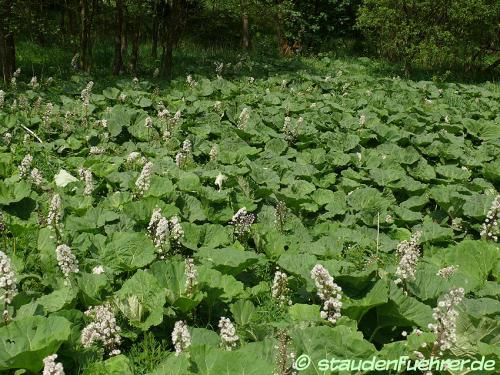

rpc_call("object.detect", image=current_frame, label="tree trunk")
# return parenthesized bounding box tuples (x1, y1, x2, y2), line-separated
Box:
(240, 0, 250, 49)
(0, 1, 15, 84)
(113, 0, 124, 75)
(79, 0, 91, 72)
(160, 0, 186, 80)
(131, 22, 140, 74)
(121, 9, 128, 63)
(151, 0, 159, 58)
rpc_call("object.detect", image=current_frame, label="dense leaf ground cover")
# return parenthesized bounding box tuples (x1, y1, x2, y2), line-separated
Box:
(0, 57, 499, 374)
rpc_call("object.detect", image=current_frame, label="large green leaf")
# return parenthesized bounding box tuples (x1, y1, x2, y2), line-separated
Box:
(114, 270, 166, 330)
(100, 232, 156, 272)
(290, 325, 377, 375)
(0, 316, 71, 372)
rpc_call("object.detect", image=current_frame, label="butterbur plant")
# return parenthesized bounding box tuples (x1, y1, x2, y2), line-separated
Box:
(218, 317, 239, 350)
(436, 265, 458, 279)
(18, 154, 33, 178)
(148, 208, 169, 258)
(47, 194, 63, 233)
(0, 251, 17, 322)
(30, 168, 43, 187)
(172, 320, 191, 356)
(81, 303, 122, 356)
(274, 330, 297, 375)
(311, 264, 342, 324)
(0, 210, 5, 233)
(55, 244, 79, 281)
(135, 162, 153, 197)
(186, 74, 197, 87)
(229, 207, 255, 239)
(169, 216, 184, 247)
(78, 168, 94, 196)
(271, 268, 291, 306)
(147, 209, 184, 257)
(480, 195, 499, 242)
(394, 231, 422, 293)
(428, 288, 464, 355)
(275, 201, 287, 232)
(238, 107, 250, 130)
(184, 258, 197, 297)
(81, 81, 94, 124)
(42, 354, 65, 375)
(209, 144, 218, 161)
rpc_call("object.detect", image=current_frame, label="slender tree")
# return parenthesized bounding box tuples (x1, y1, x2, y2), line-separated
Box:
(151, 0, 160, 58)
(160, 0, 187, 80)
(113, 0, 125, 74)
(240, 0, 251, 49)
(0, 0, 16, 84)
(79, 0, 91, 72)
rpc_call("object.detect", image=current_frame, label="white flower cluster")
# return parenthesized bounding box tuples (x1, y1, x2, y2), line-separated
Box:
(42, 354, 65, 375)
(125, 151, 146, 166)
(282, 116, 303, 141)
(175, 139, 192, 168)
(71, 53, 80, 70)
(0, 90, 4, 108)
(2, 132, 11, 146)
(43, 102, 53, 125)
(81, 304, 122, 356)
(428, 288, 464, 354)
(213, 101, 223, 114)
(145, 116, 153, 129)
(480, 195, 499, 242)
(18, 154, 43, 186)
(148, 209, 184, 257)
(215, 62, 224, 78)
(0, 251, 17, 320)
(171, 110, 182, 126)
(30, 76, 39, 89)
(394, 231, 422, 288)
(78, 168, 94, 196)
(89, 146, 104, 155)
(271, 269, 291, 306)
(47, 194, 62, 229)
(184, 258, 197, 297)
(238, 107, 250, 130)
(229, 207, 255, 237)
(209, 144, 218, 161)
(186, 74, 198, 87)
(33, 96, 42, 111)
(215, 173, 227, 191)
(92, 265, 105, 275)
(135, 161, 153, 197)
(436, 265, 458, 279)
(81, 81, 94, 107)
(19, 154, 33, 177)
(170, 216, 184, 246)
(172, 320, 191, 356)
(148, 209, 169, 257)
(218, 317, 239, 350)
(55, 244, 79, 279)
(30, 168, 43, 187)
(311, 264, 342, 324)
